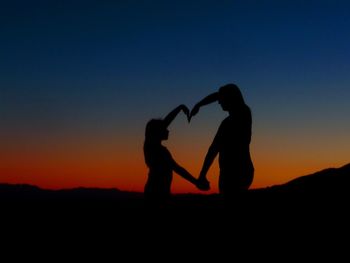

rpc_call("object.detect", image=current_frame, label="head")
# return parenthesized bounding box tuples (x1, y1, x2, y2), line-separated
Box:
(218, 83, 245, 111)
(145, 119, 169, 142)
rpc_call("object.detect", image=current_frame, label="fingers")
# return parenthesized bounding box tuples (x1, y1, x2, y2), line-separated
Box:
(180, 105, 190, 122)
(189, 105, 199, 121)
(182, 106, 189, 115)
(186, 113, 191, 123)
(196, 178, 210, 191)
(179, 104, 199, 123)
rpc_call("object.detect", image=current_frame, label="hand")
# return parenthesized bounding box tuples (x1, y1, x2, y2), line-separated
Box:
(179, 104, 190, 122)
(189, 104, 200, 122)
(196, 178, 210, 191)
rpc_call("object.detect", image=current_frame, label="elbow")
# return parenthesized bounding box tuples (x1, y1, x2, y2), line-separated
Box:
(207, 145, 218, 158)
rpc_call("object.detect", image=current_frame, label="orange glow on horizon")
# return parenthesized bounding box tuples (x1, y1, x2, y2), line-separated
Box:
(2, 146, 348, 194)
(1, 127, 350, 193)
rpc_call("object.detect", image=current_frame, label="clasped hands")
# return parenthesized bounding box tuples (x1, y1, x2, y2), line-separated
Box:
(196, 177, 210, 191)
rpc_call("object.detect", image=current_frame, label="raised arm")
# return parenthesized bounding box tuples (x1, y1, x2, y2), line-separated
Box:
(189, 92, 218, 121)
(163, 104, 189, 128)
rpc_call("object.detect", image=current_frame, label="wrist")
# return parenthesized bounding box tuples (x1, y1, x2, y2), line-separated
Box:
(199, 173, 206, 180)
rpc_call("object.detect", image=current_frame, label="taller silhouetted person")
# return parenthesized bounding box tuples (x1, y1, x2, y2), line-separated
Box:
(189, 83, 254, 203)
(144, 104, 209, 207)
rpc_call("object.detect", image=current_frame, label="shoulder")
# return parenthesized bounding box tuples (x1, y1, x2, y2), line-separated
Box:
(161, 145, 173, 158)
(237, 105, 252, 121)
(243, 104, 252, 115)
(220, 116, 233, 126)
(243, 105, 252, 122)
(217, 117, 231, 133)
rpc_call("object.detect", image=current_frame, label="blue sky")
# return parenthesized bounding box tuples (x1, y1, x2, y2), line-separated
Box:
(1, 0, 350, 190)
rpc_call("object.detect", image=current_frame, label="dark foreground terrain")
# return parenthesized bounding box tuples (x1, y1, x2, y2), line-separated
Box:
(1, 164, 349, 256)
(2, 163, 350, 213)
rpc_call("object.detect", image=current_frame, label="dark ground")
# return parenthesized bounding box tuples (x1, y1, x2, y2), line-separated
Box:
(1, 164, 349, 256)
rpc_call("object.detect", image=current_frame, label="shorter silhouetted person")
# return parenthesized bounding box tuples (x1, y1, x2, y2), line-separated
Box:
(144, 104, 209, 206)
(189, 83, 254, 203)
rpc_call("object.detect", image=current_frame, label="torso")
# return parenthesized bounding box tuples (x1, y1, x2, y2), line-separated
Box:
(216, 106, 252, 169)
(144, 144, 173, 198)
(214, 106, 254, 192)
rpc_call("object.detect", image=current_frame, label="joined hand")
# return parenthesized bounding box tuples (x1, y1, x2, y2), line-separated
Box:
(196, 178, 210, 191)
(188, 105, 200, 122)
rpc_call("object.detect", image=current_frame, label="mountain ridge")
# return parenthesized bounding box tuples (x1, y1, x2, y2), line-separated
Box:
(1, 162, 349, 203)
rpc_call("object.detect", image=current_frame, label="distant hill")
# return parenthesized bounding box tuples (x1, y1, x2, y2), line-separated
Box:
(2, 164, 349, 249)
(1, 163, 349, 238)
(0, 183, 142, 201)
(1, 163, 349, 208)
(255, 162, 350, 195)
(245, 163, 350, 215)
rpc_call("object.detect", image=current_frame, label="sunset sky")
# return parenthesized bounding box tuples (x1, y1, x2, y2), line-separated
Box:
(1, 0, 350, 193)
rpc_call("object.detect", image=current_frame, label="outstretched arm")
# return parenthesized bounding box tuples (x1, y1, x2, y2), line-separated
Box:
(173, 162, 198, 185)
(198, 121, 222, 186)
(198, 143, 219, 181)
(173, 161, 210, 191)
(189, 92, 218, 121)
(163, 104, 189, 128)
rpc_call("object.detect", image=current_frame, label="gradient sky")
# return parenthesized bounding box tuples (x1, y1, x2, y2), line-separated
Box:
(1, 0, 350, 193)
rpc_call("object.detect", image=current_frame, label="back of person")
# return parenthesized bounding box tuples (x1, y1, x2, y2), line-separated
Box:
(144, 144, 173, 200)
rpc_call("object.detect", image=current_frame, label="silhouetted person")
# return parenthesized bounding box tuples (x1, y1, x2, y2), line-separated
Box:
(144, 104, 209, 207)
(190, 83, 254, 203)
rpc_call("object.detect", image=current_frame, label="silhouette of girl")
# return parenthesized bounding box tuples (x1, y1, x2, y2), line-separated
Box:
(144, 104, 208, 205)
(190, 84, 254, 201)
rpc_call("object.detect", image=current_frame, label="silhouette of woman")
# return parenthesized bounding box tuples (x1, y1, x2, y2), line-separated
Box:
(189, 83, 254, 201)
(144, 104, 208, 205)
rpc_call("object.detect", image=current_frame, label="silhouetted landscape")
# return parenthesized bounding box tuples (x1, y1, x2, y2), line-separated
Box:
(2, 163, 349, 212)
(2, 163, 349, 250)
